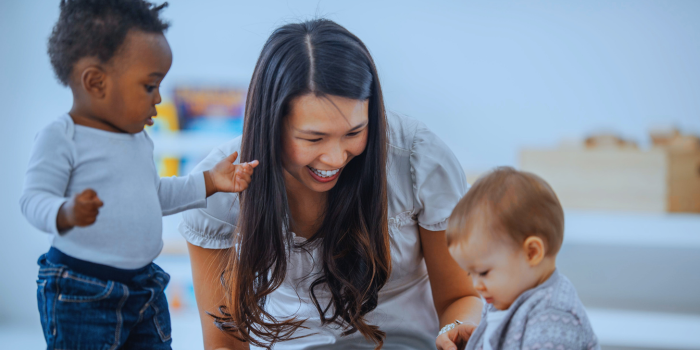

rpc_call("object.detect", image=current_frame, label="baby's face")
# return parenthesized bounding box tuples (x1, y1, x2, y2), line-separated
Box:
(449, 216, 540, 311)
(103, 30, 172, 133)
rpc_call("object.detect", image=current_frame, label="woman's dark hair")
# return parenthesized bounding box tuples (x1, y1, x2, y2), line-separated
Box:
(212, 19, 391, 349)
(48, 0, 169, 86)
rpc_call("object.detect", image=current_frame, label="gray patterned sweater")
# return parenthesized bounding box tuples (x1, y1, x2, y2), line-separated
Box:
(465, 270, 600, 350)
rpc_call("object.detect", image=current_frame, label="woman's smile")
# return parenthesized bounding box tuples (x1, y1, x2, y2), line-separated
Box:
(307, 166, 342, 182)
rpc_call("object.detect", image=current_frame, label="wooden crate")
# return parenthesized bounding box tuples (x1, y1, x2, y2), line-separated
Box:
(519, 149, 700, 213)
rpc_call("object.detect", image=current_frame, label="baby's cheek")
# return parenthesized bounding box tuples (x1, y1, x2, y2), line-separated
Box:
(491, 276, 512, 299)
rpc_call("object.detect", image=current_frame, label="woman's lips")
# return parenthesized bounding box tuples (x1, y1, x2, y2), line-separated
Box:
(307, 166, 341, 183)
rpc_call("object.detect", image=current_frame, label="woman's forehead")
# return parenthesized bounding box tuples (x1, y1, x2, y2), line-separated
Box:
(287, 94, 368, 130)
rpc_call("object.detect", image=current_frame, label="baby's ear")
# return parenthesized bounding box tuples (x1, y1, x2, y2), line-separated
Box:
(79, 65, 108, 99)
(523, 236, 546, 266)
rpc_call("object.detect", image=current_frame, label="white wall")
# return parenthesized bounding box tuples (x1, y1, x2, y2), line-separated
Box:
(1, 0, 699, 325)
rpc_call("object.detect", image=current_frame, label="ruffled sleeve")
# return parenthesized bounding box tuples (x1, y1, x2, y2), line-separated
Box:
(410, 122, 468, 231)
(178, 137, 243, 249)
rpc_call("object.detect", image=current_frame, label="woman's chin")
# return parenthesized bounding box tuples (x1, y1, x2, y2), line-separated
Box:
(284, 167, 339, 193)
(305, 177, 338, 193)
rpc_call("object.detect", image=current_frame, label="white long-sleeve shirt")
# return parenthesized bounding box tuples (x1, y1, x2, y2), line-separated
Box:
(20, 114, 207, 269)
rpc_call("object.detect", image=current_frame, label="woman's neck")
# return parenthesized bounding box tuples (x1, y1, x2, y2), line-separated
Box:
(284, 170, 327, 239)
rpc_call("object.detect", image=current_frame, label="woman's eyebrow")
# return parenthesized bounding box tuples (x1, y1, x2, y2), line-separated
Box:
(348, 121, 368, 131)
(296, 121, 368, 135)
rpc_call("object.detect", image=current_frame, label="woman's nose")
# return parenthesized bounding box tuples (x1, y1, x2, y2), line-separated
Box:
(320, 142, 347, 168)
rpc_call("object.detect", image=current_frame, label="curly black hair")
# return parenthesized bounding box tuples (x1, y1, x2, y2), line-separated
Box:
(48, 0, 170, 86)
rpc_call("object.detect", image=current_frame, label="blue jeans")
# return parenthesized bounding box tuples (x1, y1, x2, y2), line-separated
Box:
(37, 254, 173, 350)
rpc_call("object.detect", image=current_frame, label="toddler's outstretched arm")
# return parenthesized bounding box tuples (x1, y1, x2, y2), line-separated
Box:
(156, 151, 259, 216)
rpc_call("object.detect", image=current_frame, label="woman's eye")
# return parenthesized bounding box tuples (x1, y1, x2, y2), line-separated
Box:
(479, 271, 489, 277)
(305, 138, 322, 143)
(347, 131, 361, 137)
(145, 85, 157, 93)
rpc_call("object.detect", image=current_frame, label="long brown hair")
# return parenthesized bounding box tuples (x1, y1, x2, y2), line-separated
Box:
(212, 19, 391, 349)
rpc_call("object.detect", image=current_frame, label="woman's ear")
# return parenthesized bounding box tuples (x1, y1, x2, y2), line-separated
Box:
(522, 236, 546, 266)
(80, 65, 108, 99)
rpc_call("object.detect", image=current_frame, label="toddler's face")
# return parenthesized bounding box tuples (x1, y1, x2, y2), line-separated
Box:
(103, 30, 172, 133)
(449, 215, 541, 311)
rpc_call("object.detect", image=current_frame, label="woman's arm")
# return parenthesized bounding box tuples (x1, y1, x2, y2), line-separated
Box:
(420, 227, 483, 349)
(187, 242, 249, 350)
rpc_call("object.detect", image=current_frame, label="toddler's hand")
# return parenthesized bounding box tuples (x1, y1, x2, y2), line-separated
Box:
(435, 322, 477, 350)
(206, 151, 259, 196)
(57, 189, 104, 232)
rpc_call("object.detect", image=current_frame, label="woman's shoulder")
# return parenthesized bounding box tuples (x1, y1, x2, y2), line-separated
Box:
(386, 112, 449, 155)
(386, 112, 422, 152)
(386, 112, 460, 168)
(385, 112, 467, 228)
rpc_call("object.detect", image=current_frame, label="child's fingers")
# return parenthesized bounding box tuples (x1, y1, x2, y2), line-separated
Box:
(79, 199, 101, 212)
(235, 173, 252, 187)
(246, 160, 260, 171)
(238, 160, 259, 170)
(84, 193, 103, 207)
(225, 151, 239, 164)
(77, 195, 102, 207)
(435, 333, 457, 350)
(79, 188, 98, 200)
(236, 163, 254, 176)
(452, 324, 476, 348)
(90, 197, 104, 208)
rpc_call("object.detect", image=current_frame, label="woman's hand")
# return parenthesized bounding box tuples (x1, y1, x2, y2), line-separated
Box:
(205, 151, 259, 197)
(435, 322, 478, 350)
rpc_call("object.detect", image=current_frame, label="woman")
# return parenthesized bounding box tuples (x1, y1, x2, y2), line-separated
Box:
(180, 19, 482, 350)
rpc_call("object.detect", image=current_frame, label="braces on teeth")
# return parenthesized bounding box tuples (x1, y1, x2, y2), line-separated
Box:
(310, 167, 340, 178)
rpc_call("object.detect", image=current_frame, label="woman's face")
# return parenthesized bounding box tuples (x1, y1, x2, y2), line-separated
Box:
(282, 94, 369, 193)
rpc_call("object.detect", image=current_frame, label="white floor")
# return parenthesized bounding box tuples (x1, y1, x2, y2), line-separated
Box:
(3, 308, 700, 349)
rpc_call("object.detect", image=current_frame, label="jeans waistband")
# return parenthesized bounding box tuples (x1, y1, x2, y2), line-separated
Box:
(47, 247, 150, 285)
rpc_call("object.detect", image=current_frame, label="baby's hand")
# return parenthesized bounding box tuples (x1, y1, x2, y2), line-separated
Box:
(435, 322, 478, 350)
(57, 189, 104, 232)
(205, 151, 259, 196)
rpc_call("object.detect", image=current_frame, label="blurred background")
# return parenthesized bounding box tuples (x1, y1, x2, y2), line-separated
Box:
(1, 0, 699, 349)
